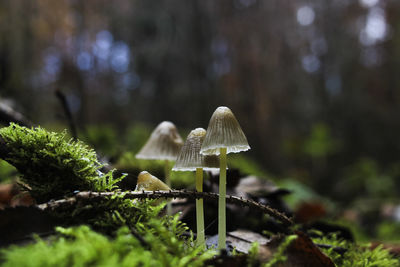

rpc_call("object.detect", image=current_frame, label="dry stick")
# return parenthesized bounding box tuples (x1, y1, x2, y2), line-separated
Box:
(55, 89, 78, 139)
(0, 103, 33, 127)
(37, 190, 293, 227)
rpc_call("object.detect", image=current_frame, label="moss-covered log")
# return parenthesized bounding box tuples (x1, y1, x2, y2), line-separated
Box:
(0, 123, 123, 202)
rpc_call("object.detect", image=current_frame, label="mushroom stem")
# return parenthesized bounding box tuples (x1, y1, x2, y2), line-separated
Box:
(164, 159, 172, 215)
(195, 167, 205, 247)
(218, 147, 227, 250)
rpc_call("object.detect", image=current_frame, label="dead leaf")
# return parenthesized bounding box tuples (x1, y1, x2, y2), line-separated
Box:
(267, 231, 335, 267)
(294, 202, 326, 223)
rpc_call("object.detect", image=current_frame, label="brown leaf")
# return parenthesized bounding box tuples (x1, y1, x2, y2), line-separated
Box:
(294, 202, 326, 223)
(10, 191, 35, 207)
(0, 183, 17, 206)
(267, 231, 335, 267)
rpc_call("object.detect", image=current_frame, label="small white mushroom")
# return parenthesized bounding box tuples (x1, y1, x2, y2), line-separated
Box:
(172, 128, 219, 247)
(200, 106, 250, 250)
(200, 106, 250, 156)
(136, 121, 184, 160)
(173, 128, 219, 172)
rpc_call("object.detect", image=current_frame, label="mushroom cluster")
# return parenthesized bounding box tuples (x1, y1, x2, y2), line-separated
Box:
(135, 107, 250, 250)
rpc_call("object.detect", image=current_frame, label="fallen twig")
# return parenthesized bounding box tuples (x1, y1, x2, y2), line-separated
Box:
(55, 89, 78, 139)
(0, 102, 32, 127)
(37, 190, 294, 227)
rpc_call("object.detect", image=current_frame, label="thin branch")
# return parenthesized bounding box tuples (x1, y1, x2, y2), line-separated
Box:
(0, 102, 32, 127)
(38, 190, 294, 227)
(55, 89, 78, 139)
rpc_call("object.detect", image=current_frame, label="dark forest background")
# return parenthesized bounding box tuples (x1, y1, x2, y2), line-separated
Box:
(1, 0, 400, 220)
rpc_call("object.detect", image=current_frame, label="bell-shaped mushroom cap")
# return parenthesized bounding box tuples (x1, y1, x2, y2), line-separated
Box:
(135, 171, 171, 191)
(200, 106, 250, 155)
(136, 121, 184, 160)
(172, 128, 220, 172)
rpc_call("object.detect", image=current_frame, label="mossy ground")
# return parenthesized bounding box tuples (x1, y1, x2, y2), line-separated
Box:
(0, 124, 399, 266)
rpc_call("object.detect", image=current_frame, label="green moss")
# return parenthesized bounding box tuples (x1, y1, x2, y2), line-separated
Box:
(310, 232, 400, 267)
(1, 194, 215, 266)
(1, 224, 215, 267)
(0, 123, 123, 202)
(0, 160, 17, 183)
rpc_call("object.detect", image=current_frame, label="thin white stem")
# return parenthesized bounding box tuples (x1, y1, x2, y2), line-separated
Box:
(218, 147, 227, 250)
(196, 167, 205, 247)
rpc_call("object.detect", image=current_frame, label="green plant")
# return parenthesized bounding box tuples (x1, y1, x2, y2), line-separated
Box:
(0, 123, 123, 202)
(246, 242, 260, 266)
(311, 232, 400, 267)
(1, 224, 215, 267)
(0, 124, 218, 266)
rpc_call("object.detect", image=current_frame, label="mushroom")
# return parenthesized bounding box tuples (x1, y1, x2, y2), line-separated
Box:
(200, 106, 250, 250)
(172, 128, 219, 246)
(135, 171, 171, 206)
(136, 121, 183, 214)
(135, 171, 171, 191)
(136, 121, 184, 214)
(136, 121, 184, 162)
